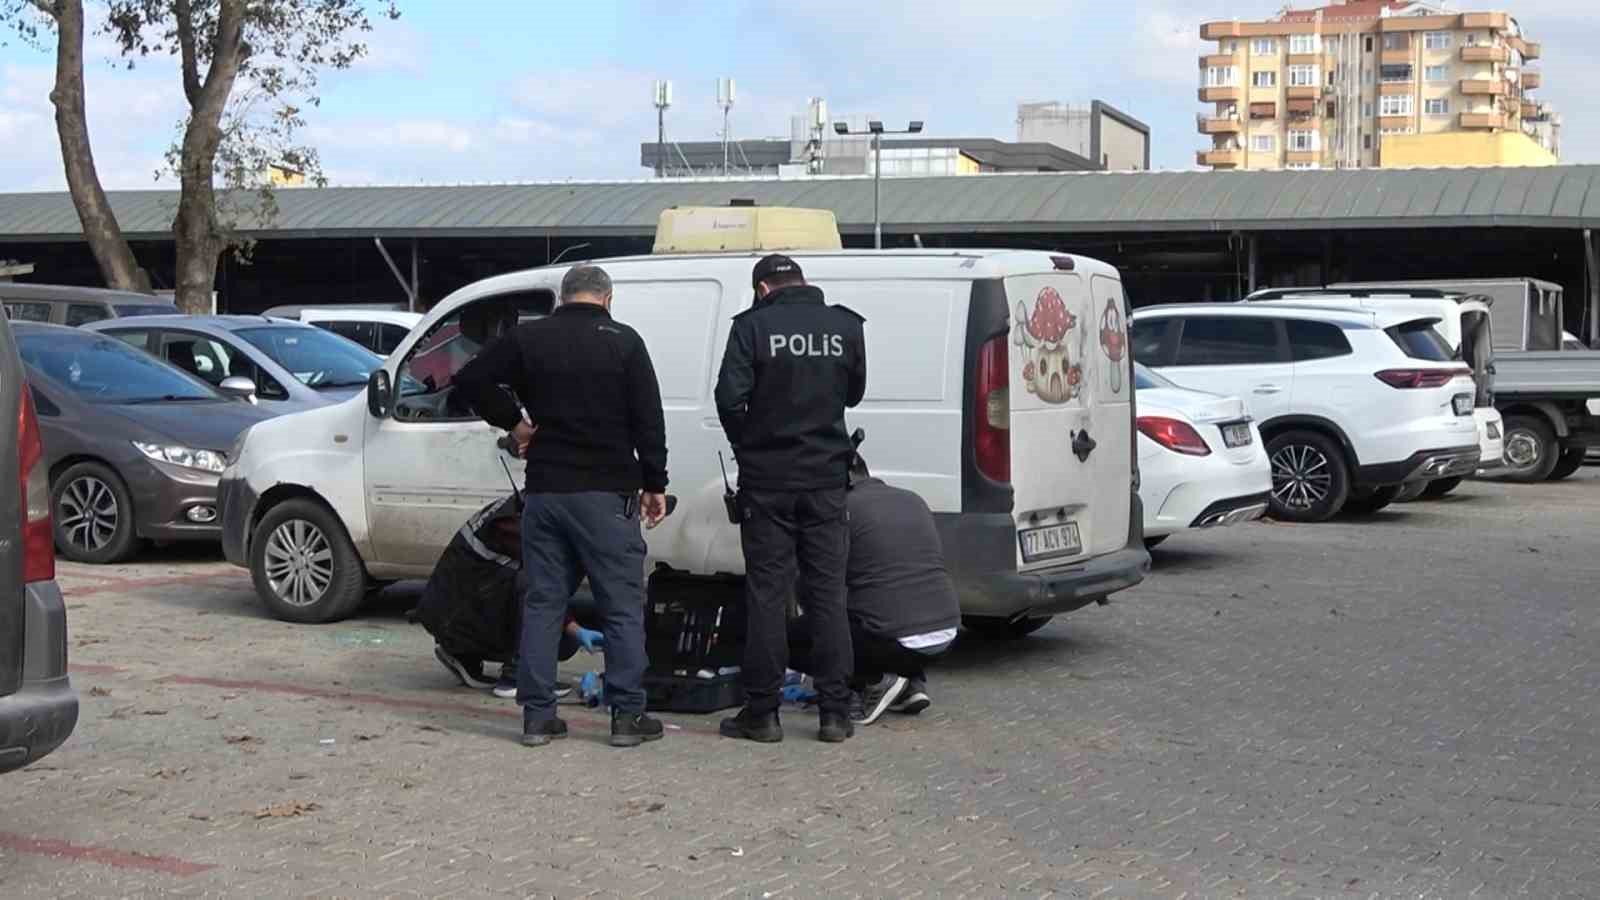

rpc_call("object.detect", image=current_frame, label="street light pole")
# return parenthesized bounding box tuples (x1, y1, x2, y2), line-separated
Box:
(834, 118, 924, 250)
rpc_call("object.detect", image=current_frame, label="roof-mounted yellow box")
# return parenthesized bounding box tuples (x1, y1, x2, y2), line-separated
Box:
(652, 205, 842, 254)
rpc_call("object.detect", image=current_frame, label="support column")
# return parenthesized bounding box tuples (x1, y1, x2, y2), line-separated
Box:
(1247, 233, 1259, 294)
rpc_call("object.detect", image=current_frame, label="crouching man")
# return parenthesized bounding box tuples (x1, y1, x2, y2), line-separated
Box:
(790, 456, 960, 725)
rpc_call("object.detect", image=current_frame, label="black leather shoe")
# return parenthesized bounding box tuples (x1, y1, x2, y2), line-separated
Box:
(719, 707, 783, 743)
(522, 713, 568, 747)
(611, 710, 665, 747)
(818, 711, 854, 743)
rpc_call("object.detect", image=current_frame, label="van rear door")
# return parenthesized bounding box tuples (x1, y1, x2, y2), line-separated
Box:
(1003, 270, 1132, 572)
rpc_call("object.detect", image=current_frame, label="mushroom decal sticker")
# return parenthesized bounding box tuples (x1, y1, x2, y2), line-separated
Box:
(1013, 286, 1084, 404)
(1099, 297, 1126, 394)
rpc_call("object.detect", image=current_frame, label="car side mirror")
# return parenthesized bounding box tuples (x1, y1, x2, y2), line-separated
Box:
(367, 369, 393, 418)
(219, 376, 257, 403)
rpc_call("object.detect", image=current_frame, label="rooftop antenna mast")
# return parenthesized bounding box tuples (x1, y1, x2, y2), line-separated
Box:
(806, 97, 828, 175)
(716, 78, 736, 177)
(652, 79, 673, 178)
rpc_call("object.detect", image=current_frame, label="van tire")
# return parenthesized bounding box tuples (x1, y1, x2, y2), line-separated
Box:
(1265, 430, 1350, 523)
(250, 498, 366, 624)
(1420, 476, 1463, 498)
(51, 461, 140, 564)
(1500, 415, 1558, 482)
(1546, 448, 1586, 482)
(1341, 484, 1401, 516)
(961, 615, 1053, 640)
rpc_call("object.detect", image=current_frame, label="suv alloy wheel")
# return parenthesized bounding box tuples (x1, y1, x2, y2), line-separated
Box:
(1265, 430, 1351, 523)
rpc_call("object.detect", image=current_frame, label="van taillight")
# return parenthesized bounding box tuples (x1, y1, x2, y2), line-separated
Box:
(18, 388, 54, 583)
(974, 334, 1010, 483)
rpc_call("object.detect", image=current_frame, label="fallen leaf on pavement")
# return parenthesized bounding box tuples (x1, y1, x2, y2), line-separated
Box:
(141, 709, 169, 716)
(224, 734, 260, 745)
(253, 800, 321, 819)
(151, 767, 188, 780)
(417, 724, 445, 733)
(188, 813, 211, 821)
(88, 686, 111, 697)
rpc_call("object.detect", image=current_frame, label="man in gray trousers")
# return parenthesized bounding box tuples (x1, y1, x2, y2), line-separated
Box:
(455, 266, 669, 748)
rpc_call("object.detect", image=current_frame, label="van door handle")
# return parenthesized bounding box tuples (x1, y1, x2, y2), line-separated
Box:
(1071, 428, 1096, 462)
(1253, 384, 1283, 395)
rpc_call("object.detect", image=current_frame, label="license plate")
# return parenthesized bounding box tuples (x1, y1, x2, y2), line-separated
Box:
(1452, 394, 1473, 416)
(1220, 421, 1253, 448)
(1018, 522, 1082, 563)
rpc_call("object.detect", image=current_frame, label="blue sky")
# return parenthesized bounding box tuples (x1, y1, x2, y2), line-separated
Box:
(2, 0, 1594, 191)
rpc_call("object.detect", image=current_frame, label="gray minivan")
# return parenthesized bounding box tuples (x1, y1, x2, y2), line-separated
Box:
(0, 311, 78, 773)
(2, 283, 177, 326)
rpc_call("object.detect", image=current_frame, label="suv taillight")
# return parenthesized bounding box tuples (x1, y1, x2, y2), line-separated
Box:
(974, 333, 1010, 483)
(1137, 416, 1211, 456)
(1374, 367, 1472, 389)
(18, 388, 54, 583)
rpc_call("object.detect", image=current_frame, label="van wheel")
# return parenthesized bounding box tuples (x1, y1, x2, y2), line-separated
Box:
(1500, 415, 1557, 482)
(1421, 476, 1463, 498)
(250, 499, 366, 623)
(961, 615, 1053, 640)
(1546, 448, 1586, 482)
(52, 462, 140, 564)
(1265, 430, 1349, 523)
(1342, 485, 1401, 516)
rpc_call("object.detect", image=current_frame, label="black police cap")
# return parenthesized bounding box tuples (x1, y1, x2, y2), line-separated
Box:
(751, 254, 803, 289)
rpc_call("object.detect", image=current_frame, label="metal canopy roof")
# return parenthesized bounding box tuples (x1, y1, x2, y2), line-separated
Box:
(1, 165, 1597, 242)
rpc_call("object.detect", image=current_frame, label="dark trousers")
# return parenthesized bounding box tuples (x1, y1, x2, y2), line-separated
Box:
(739, 488, 851, 716)
(517, 492, 648, 718)
(789, 617, 938, 689)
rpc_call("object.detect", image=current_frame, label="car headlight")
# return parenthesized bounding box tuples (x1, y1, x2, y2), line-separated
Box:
(133, 441, 228, 474)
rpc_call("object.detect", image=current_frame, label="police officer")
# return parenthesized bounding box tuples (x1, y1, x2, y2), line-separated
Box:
(455, 265, 669, 750)
(714, 255, 866, 743)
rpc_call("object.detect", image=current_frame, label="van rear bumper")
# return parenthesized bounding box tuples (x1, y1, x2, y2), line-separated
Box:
(935, 512, 1150, 619)
(0, 581, 79, 774)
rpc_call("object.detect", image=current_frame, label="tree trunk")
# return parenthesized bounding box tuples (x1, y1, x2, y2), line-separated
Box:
(170, 0, 246, 315)
(47, 0, 150, 292)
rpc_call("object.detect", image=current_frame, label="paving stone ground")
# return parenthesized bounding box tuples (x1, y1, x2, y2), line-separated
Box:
(3, 469, 1598, 899)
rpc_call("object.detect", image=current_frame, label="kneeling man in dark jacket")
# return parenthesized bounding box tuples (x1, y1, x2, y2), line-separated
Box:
(790, 456, 960, 725)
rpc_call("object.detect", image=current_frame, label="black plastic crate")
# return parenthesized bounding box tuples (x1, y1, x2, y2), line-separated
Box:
(644, 671, 744, 714)
(644, 571, 745, 676)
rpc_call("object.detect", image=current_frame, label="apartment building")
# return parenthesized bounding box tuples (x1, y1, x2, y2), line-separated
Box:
(1197, 0, 1558, 171)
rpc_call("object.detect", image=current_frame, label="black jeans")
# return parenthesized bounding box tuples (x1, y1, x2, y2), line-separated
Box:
(739, 488, 852, 716)
(789, 617, 937, 689)
(517, 492, 648, 719)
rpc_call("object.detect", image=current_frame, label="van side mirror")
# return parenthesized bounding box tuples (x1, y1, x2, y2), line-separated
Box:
(367, 369, 393, 418)
(218, 376, 257, 403)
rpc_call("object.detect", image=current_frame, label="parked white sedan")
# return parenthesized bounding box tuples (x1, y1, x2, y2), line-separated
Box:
(1136, 364, 1272, 548)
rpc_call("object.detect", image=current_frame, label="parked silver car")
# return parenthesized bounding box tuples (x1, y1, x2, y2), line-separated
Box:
(1, 315, 77, 773)
(85, 315, 383, 414)
(1, 282, 176, 326)
(15, 324, 275, 563)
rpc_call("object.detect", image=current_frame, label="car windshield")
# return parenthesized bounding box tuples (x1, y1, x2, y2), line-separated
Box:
(1134, 362, 1177, 391)
(234, 325, 382, 388)
(113, 303, 178, 317)
(17, 329, 218, 403)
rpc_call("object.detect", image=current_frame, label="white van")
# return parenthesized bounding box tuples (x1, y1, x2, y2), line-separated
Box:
(219, 250, 1150, 634)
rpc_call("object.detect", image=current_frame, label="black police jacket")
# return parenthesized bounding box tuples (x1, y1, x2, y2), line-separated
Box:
(714, 284, 866, 491)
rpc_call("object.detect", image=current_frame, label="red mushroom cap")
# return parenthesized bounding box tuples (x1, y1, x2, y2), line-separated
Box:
(1029, 288, 1072, 344)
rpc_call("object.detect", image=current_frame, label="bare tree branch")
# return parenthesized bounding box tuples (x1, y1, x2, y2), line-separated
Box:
(173, 0, 201, 104)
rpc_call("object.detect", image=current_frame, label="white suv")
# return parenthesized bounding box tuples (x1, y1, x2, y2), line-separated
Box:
(1131, 304, 1479, 522)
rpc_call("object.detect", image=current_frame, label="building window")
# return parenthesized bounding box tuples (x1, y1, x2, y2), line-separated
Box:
(1380, 126, 1416, 135)
(1225, 40, 1238, 53)
(1203, 66, 1238, 87)
(1288, 130, 1319, 152)
(1364, 36, 1375, 53)
(1253, 70, 1278, 88)
(1381, 64, 1414, 83)
(1363, 133, 1374, 150)
(1251, 134, 1276, 152)
(1327, 68, 1337, 86)
(1289, 65, 1319, 87)
(1424, 31, 1451, 50)
(1367, 64, 1377, 84)
(1424, 64, 1448, 82)
(1286, 162, 1321, 171)
(1252, 38, 1277, 56)
(1290, 34, 1319, 54)
(1380, 94, 1415, 116)
(1363, 101, 1375, 117)
(1382, 33, 1408, 51)
(1424, 98, 1450, 115)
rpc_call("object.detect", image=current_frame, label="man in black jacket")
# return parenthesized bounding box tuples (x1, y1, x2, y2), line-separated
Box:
(454, 265, 669, 749)
(714, 255, 866, 744)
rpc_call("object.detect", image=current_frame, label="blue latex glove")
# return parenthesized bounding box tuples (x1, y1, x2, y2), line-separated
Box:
(575, 626, 605, 654)
(579, 671, 604, 707)
(782, 683, 817, 705)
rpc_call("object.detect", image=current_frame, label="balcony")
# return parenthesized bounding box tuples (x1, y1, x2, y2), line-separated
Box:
(1379, 82, 1414, 96)
(1286, 151, 1320, 165)
(1520, 100, 1540, 118)
(1287, 86, 1319, 101)
(1199, 86, 1241, 102)
(1197, 147, 1242, 168)
(1462, 11, 1509, 30)
(1378, 115, 1414, 130)
(1199, 53, 1236, 67)
(1522, 70, 1541, 90)
(1512, 37, 1541, 60)
(1459, 78, 1505, 96)
(1249, 102, 1277, 120)
(1461, 45, 1509, 64)
(1201, 21, 1245, 40)
(1196, 114, 1242, 134)
(1287, 53, 1321, 66)
(1380, 46, 1413, 66)
(1287, 98, 1318, 117)
(1460, 112, 1506, 129)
